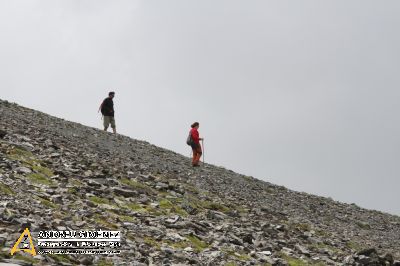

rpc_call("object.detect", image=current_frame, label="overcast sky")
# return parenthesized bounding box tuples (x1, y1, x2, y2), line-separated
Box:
(1, 0, 399, 215)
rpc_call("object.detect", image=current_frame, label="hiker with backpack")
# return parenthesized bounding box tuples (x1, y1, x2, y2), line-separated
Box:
(99, 91, 116, 134)
(187, 122, 203, 167)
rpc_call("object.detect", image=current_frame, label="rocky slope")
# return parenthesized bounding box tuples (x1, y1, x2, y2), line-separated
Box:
(0, 98, 399, 266)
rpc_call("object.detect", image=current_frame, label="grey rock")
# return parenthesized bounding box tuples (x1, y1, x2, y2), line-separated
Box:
(15, 167, 31, 174)
(358, 247, 378, 256)
(113, 187, 138, 197)
(1, 100, 400, 265)
(0, 129, 7, 138)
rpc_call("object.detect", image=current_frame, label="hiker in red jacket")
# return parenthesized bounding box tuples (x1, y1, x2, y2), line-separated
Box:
(190, 122, 203, 167)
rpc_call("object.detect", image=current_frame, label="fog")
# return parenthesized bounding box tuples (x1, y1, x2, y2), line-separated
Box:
(1, 0, 399, 215)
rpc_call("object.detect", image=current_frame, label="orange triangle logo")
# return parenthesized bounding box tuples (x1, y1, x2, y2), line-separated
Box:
(10, 228, 37, 257)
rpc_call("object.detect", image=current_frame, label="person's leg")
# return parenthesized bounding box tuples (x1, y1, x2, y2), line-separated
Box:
(103, 116, 110, 131)
(191, 144, 198, 166)
(192, 149, 197, 165)
(194, 145, 202, 165)
(111, 117, 117, 134)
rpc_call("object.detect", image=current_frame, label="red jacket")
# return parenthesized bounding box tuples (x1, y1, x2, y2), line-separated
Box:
(190, 128, 200, 144)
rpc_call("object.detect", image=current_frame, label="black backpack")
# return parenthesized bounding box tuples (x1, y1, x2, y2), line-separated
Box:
(99, 99, 106, 115)
(186, 132, 193, 146)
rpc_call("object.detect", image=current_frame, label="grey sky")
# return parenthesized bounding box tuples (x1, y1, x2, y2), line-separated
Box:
(1, 0, 399, 215)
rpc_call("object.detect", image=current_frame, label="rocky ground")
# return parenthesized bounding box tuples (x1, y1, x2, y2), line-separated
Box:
(0, 98, 399, 266)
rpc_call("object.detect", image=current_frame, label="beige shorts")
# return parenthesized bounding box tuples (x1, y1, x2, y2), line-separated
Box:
(103, 116, 116, 129)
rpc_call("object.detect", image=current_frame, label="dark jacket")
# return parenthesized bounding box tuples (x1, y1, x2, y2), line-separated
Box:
(101, 97, 114, 117)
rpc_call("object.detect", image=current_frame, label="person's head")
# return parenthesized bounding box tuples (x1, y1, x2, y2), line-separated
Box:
(109, 91, 115, 98)
(191, 122, 199, 129)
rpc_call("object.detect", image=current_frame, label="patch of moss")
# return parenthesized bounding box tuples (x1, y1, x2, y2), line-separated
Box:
(279, 252, 309, 266)
(8, 147, 33, 159)
(13, 253, 40, 264)
(89, 196, 110, 205)
(233, 205, 249, 214)
(225, 263, 237, 266)
(222, 248, 251, 261)
(186, 235, 209, 252)
(38, 197, 58, 209)
(200, 200, 230, 212)
(144, 236, 161, 249)
(0, 182, 15, 195)
(172, 206, 189, 217)
(165, 240, 190, 249)
(118, 215, 136, 223)
(126, 202, 147, 212)
(346, 241, 364, 251)
(145, 205, 164, 216)
(68, 187, 79, 194)
(70, 179, 83, 186)
(48, 254, 74, 264)
(156, 198, 188, 216)
(183, 184, 200, 194)
(233, 253, 251, 261)
(159, 199, 174, 209)
(26, 173, 53, 185)
(98, 258, 114, 266)
(31, 164, 53, 177)
(94, 215, 118, 229)
(310, 242, 341, 254)
(120, 178, 154, 194)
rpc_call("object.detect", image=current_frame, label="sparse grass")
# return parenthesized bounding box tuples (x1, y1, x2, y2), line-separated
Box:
(94, 215, 118, 229)
(89, 196, 110, 205)
(120, 177, 154, 194)
(38, 197, 58, 209)
(26, 173, 53, 185)
(144, 236, 161, 249)
(7, 147, 33, 159)
(0, 182, 15, 195)
(164, 235, 209, 252)
(165, 240, 190, 249)
(346, 241, 364, 252)
(13, 253, 40, 264)
(233, 253, 251, 261)
(234, 205, 249, 214)
(126, 202, 147, 212)
(279, 252, 309, 266)
(200, 200, 230, 212)
(98, 258, 114, 266)
(279, 252, 326, 266)
(157, 198, 188, 216)
(31, 164, 53, 177)
(183, 184, 200, 194)
(186, 235, 209, 252)
(68, 187, 79, 194)
(159, 199, 174, 209)
(222, 248, 251, 261)
(48, 254, 74, 264)
(172, 206, 189, 216)
(310, 242, 341, 254)
(118, 215, 136, 223)
(70, 179, 83, 186)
